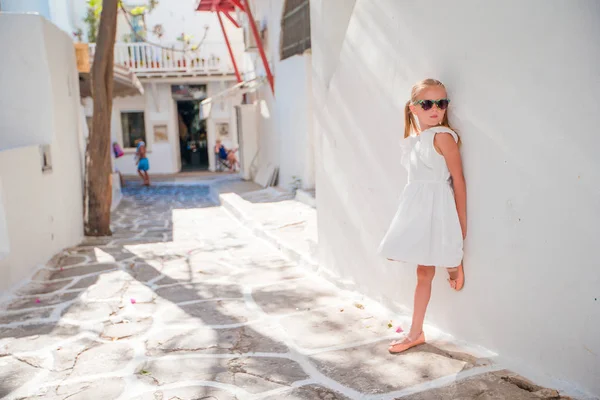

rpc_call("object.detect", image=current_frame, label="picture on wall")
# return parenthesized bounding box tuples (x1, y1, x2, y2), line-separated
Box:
(153, 124, 169, 142)
(216, 122, 229, 138)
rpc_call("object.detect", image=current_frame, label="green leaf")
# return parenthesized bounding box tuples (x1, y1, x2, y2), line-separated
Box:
(130, 6, 147, 15)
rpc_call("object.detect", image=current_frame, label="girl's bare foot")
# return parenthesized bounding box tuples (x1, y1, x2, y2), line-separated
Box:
(446, 264, 464, 291)
(388, 331, 425, 354)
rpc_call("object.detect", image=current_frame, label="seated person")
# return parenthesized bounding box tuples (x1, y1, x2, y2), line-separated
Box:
(215, 139, 239, 172)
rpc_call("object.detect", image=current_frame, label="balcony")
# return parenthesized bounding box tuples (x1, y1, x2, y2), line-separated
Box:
(89, 41, 243, 78)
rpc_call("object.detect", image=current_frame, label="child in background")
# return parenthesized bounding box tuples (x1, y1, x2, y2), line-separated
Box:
(134, 140, 150, 186)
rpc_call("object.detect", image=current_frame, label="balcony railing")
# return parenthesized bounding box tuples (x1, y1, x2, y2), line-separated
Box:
(89, 41, 243, 76)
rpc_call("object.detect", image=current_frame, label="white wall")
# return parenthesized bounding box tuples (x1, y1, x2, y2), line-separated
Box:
(275, 54, 314, 190)
(242, 0, 280, 183)
(237, 104, 259, 180)
(243, 0, 315, 189)
(0, 14, 55, 150)
(311, 0, 600, 396)
(0, 16, 84, 292)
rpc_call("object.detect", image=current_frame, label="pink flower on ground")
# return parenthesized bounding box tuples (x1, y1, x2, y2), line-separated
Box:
(130, 298, 136, 304)
(395, 326, 404, 333)
(35, 298, 41, 304)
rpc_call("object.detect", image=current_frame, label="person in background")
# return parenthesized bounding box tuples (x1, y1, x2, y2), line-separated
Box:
(134, 139, 150, 186)
(215, 139, 239, 172)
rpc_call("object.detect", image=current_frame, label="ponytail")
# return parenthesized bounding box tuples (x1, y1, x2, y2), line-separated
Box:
(404, 101, 415, 139)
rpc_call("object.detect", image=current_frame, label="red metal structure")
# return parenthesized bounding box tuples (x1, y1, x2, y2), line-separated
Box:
(196, 0, 275, 94)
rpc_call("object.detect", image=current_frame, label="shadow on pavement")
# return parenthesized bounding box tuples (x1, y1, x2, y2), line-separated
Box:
(0, 184, 512, 400)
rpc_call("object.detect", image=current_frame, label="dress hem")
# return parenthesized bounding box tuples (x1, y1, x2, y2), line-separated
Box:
(384, 255, 462, 268)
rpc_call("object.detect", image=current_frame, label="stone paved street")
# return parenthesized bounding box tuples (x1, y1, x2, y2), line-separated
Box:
(0, 184, 569, 399)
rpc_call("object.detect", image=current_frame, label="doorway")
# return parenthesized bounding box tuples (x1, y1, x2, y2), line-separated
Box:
(177, 101, 208, 171)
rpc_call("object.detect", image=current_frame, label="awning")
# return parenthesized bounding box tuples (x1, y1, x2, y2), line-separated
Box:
(200, 77, 265, 119)
(79, 64, 144, 98)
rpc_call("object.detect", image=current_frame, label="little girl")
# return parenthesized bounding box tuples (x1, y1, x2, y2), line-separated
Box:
(379, 79, 466, 354)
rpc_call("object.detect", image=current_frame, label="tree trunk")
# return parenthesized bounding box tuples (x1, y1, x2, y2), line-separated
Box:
(84, 0, 118, 236)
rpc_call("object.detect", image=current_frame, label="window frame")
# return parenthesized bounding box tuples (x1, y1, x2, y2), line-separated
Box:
(120, 110, 147, 150)
(280, 0, 311, 61)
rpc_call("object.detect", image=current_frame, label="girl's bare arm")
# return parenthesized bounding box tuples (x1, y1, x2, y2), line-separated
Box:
(435, 133, 467, 239)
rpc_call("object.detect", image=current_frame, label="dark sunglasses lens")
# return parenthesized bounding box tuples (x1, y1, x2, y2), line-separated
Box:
(438, 99, 449, 110)
(420, 100, 434, 110)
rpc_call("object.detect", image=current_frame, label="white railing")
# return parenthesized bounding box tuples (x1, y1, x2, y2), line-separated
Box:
(89, 41, 243, 75)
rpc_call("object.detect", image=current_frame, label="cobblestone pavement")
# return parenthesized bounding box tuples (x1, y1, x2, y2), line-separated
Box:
(0, 184, 568, 399)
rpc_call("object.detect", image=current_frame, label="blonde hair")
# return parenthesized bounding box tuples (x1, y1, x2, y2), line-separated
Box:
(404, 78, 460, 145)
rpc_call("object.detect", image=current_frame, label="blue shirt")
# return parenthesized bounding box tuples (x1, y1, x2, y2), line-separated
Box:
(218, 145, 228, 160)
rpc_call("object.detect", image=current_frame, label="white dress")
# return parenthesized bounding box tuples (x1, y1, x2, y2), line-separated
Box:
(378, 126, 463, 267)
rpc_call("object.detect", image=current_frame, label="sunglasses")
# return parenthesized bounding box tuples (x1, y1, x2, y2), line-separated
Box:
(413, 99, 450, 111)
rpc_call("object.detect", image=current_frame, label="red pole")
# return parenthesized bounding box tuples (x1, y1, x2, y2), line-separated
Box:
(241, 0, 274, 94)
(217, 10, 242, 83)
(228, 0, 245, 12)
(222, 10, 240, 28)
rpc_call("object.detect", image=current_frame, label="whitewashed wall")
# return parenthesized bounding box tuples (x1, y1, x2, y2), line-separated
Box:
(0, 14, 55, 150)
(0, 17, 84, 292)
(275, 54, 314, 190)
(243, 0, 315, 189)
(311, 0, 600, 396)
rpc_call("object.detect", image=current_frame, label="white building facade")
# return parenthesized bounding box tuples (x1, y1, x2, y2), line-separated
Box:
(235, 0, 315, 191)
(90, 0, 245, 176)
(0, 13, 86, 292)
(6, 0, 246, 176)
(310, 0, 600, 397)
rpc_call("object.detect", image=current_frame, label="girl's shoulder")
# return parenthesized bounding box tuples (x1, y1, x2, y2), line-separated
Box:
(423, 126, 459, 143)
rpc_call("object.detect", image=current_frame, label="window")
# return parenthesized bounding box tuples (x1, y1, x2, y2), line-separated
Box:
(280, 0, 311, 61)
(121, 112, 146, 148)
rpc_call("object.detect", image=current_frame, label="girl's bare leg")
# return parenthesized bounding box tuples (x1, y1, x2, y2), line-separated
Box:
(409, 265, 436, 339)
(227, 154, 236, 171)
